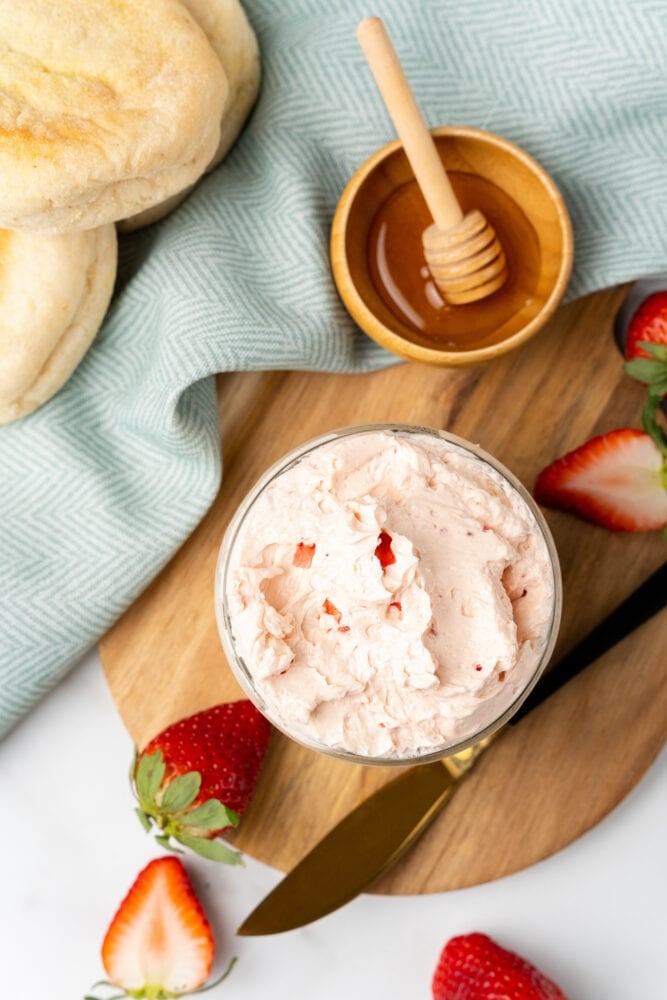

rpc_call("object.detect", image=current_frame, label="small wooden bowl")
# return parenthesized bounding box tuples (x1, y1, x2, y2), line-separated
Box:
(331, 127, 573, 366)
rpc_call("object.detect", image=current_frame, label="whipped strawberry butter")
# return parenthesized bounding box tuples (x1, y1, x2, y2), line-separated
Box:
(220, 427, 558, 759)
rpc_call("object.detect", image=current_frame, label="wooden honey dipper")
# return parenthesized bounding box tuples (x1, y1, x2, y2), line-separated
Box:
(356, 16, 508, 306)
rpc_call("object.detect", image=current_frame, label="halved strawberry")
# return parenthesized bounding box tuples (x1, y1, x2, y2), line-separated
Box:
(534, 429, 667, 532)
(133, 701, 271, 865)
(432, 932, 566, 999)
(85, 857, 234, 999)
(625, 291, 667, 362)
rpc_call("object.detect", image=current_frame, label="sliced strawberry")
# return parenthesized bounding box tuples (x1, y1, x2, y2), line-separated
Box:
(625, 291, 667, 361)
(293, 542, 316, 568)
(432, 932, 566, 1000)
(87, 857, 234, 999)
(375, 529, 396, 568)
(322, 598, 342, 622)
(534, 429, 667, 532)
(133, 701, 271, 864)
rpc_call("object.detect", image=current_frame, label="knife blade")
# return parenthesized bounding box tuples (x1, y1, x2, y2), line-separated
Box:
(238, 562, 666, 936)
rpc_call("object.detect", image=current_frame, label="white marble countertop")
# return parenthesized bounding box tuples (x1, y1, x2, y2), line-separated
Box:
(1, 648, 665, 999)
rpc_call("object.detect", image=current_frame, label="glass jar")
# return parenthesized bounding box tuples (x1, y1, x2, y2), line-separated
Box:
(215, 424, 562, 766)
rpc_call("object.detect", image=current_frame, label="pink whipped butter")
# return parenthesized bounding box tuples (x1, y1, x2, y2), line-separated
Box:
(226, 430, 554, 757)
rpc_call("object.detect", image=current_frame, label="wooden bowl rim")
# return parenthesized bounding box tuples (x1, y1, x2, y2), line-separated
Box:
(330, 126, 574, 367)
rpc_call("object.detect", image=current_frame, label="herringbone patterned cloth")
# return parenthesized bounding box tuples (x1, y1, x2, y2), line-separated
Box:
(1, 0, 665, 737)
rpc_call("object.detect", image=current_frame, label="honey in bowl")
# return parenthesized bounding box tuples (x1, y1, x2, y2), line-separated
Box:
(331, 127, 573, 366)
(367, 171, 542, 351)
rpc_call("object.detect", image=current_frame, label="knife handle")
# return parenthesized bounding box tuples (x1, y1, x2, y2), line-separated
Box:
(510, 561, 667, 725)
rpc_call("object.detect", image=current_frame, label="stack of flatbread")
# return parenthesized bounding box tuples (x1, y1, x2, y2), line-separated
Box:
(0, 0, 260, 423)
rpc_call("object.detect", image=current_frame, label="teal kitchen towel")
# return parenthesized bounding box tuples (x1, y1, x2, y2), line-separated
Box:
(1, 0, 665, 737)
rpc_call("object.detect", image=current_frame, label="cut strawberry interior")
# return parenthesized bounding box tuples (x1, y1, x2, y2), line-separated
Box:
(101, 857, 215, 996)
(293, 542, 315, 567)
(322, 598, 341, 623)
(375, 530, 396, 568)
(535, 428, 667, 532)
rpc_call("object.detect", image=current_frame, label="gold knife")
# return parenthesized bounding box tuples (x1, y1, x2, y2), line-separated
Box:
(238, 562, 666, 936)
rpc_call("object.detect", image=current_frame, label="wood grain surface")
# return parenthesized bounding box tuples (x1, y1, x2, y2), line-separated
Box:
(100, 285, 667, 894)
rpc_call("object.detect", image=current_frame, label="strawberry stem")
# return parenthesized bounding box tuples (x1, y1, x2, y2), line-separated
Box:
(155, 833, 183, 854)
(83, 982, 127, 1000)
(190, 957, 238, 993)
(83, 995, 125, 1000)
(85, 958, 238, 999)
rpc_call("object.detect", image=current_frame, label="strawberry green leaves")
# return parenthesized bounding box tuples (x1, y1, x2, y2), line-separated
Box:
(624, 342, 667, 386)
(641, 395, 667, 461)
(178, 833, 244, 865)
(135, 749, 166, 804)
(134, 809, 152, 833)
(160, 771, 201, 814)
(624, 340, 667, 388)
(129, 701, 271, 866)
(132, 749, 242, 865)
(625, 341, 667, 457)
(183, 799, 240, 830)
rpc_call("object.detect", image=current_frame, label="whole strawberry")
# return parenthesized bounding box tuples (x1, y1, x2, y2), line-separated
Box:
(432, 932, 567, 1000)
(133, 701, 271, 864)
(625, 291, 667, 363)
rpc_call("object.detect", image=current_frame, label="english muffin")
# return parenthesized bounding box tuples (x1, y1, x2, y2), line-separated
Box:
(0, 226, 117, 423)
(0, 0, 227, 232)
(119, 0, 260, 231)
(183, 0, 261, 169)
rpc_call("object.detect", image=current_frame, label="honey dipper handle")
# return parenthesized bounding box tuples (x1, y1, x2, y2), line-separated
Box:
(356, 16, 463, 232)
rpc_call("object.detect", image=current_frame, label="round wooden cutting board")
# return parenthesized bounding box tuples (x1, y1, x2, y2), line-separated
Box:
(101, 286, 667, 894)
